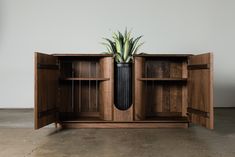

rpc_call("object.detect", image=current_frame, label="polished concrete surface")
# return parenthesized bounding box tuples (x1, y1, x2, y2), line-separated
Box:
(0, 108, 235, 157)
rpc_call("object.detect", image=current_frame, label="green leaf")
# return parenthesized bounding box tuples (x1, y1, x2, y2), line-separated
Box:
(128, 38, 134, 56)
(118, 31, 124, 51)
(107, 46, 113, 54)
(125, 56, 132, 63)
(101, 42, 113, 53)
(124, 28, 128, 41)
(132, 35, 143, 49)
(101, 29, 143, 63)
(132, 42, 144, 55)
(118, 31, 124, 41)
(112, 32, 118, 40)
(127, 30, 132, 41)
(114, 38, 122, 55)
(123, 39, 130, 61)
(103, 38, 116, 53)
(115, 53, 123, 63)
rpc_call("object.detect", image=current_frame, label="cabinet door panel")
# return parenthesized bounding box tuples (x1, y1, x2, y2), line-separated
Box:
(35, 52, 59, 129)
(188, 53, 214, 129)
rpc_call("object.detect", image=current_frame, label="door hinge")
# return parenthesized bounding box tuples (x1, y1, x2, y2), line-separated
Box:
(187, 107, 210, 118)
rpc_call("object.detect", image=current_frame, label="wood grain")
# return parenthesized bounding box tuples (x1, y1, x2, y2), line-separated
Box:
(53, 54, 113, 57)
(35, 52, 213, 129)
(99, 57, 113, 120)
(61, 78, 109, 81)
(188, 53, 214, 129)
(60, 121, 188, 129)
(181, 61, 188, 117)
(134, 54, 192, 58)
(170, 61, 182, 113)
(134, 57, 145, 120)
(113, 105, 133, 121)
(35, 52, 58, 129)
(139, 78, 187, 81)
(135, 57, 188, 121)
(58, 59, 72, 114)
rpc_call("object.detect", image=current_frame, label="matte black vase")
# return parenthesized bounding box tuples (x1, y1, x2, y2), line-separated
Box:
(114, 63, 132, 110)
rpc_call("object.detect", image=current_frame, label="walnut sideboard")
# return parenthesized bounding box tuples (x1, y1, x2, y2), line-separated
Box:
(35, 52, 213, 129)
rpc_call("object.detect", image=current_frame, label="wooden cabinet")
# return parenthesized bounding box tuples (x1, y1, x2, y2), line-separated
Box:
(35, 52, 213, 129)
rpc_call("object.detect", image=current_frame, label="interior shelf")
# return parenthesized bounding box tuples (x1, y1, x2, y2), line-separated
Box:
(139, 78, 187, 81)
(61, 77, 110, 81)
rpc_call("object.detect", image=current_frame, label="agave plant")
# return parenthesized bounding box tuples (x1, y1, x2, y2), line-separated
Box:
(102, 29, 144, 63)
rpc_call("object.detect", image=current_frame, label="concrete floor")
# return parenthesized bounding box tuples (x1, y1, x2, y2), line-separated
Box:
(0, 109, 235, 157)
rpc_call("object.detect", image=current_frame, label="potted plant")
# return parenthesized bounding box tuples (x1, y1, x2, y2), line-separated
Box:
(102, 29, 144, 110)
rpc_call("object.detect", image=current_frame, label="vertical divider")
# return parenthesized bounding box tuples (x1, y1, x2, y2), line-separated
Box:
(134, 57, 145, 120)
(88, 60, 91, 112)
(156, 61, 163, 113)
(72, 61, 74, 112)
(99, 57, 113, 120)
(99, 59, 104, 119)
(182, 60, 188, 117)
(79, 62, 81, 112)
(145, 60, 151, 116)
(95, 62, 98, 111)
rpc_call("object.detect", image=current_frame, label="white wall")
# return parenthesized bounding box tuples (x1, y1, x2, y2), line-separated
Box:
(0, 0, 234, 108)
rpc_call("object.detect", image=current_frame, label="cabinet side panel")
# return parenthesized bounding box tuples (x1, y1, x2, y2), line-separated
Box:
(99, 57, 113, 120)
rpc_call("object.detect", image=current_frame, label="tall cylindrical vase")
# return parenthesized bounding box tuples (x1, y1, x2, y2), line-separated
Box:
(114, 63, 132, 110)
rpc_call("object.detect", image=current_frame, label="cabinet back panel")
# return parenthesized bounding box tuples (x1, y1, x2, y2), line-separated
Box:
(59, 61, 73, 113)
(143, 58, 186, 117)
(144, 82, 183, 117)
(58, 82, 73, 112)
(144, 58, 184, 78)
(60, 58, 101, 78)
(74, 81, 99, 113)
(73, 59, 100, 113)
(73, 59, 100, 78)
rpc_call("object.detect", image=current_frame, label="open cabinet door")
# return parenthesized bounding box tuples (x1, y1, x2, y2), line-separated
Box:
(188, 53, 214, 129)
(35, 52, 59, 129)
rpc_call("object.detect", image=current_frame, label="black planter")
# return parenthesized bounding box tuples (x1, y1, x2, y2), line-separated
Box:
(114, 63, 132, 110)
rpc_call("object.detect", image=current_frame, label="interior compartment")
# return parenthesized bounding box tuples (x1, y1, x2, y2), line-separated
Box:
(134, 56, 188, 122)
(57, 56, 113, 121)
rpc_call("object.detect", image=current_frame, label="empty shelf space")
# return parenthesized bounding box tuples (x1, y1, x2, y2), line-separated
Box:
(61, 77, 110, 81)
(139, 78, 187, 81)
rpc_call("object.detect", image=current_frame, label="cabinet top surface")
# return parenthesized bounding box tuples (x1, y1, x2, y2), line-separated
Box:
(52, 53, 193, 57)
(134, 54, 193, 57)
(52, 54, 113, 57)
